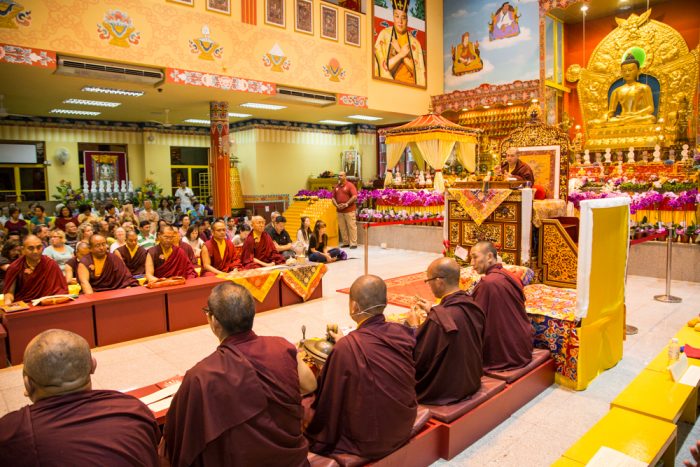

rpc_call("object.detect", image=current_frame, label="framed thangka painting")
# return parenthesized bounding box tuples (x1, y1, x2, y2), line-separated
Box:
(372, 0, 427, 88)
(266, 0, 286, 27)
(345, 11, 361, 47)
(295, 0, 313, 34)
(320, 4, 338, 41)
(206, 0, 231, 14)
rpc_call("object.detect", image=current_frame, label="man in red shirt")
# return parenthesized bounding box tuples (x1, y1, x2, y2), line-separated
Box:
(332, 171, 358, 249)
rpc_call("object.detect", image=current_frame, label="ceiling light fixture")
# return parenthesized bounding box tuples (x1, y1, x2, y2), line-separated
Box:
(507, 102, 513, 106)
(49, 109, 101, 116)
(580, 5, 589, 12)
(81, 86, 144, 97)
(240, 103, 286, 110)
(347, 115, 383, 121)
(228, 113, 252, 118)
(319, 120, 351, 125)
(63, 99, 121, 107)
(483, 105, 491, 109)
(183, 119, 211, 125)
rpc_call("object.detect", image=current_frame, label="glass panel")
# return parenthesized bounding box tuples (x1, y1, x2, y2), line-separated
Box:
(545, 16, 554, 83)
(0, 167, 16, 191)
(191, 168, 210, 199)
(171, 147, 208, 165)
(171, 168, 189, 195)
(557, 22, 564, 84)
(19, 167, 46, 191)
(22, 191, 47, 201)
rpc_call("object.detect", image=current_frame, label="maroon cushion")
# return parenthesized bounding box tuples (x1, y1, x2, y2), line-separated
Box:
(331, 453, 369, 467)
(422, 376, 507, 423)
(484, 348, 552, 384)
(308, 453, 340, 467)
(410, 406, 431, 437)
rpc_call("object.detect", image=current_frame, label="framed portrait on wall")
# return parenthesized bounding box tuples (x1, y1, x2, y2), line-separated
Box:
(320, 4, 338, 41)
(168, 0, 194, 6)
(266, 0, 286, 27)
(295, 0, 313, 34)
(342, 150, 361, 178)
(372, 0, 427, 88)
(344, 11, 360, 47)
(206, 0, 231, 14)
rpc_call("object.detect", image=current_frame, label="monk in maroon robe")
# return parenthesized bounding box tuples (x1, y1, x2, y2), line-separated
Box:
(201, 221, 241, 276)
(0, 329, 160, 466)
(470, 241, 533, 371)
(114, 230, 147, 276)
(496, 147, 535, 183)
(144, 226, 197, 282)
(407, 258, 485, 405)
(305, 275, 417, 460)
(163, 283, 316, 466)
(3, 235, 68, 304)
(240, 216, 285, 269)
(78, 235, 138, 294)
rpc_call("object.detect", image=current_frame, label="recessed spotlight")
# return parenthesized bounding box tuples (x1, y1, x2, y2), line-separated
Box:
(347, 115, 383, 121)
(228, 113, 252, 118)
(319, 120, 351, 125)
(240, 103, 286, 110)
(580, 5, 589, 12)
(532, 98, 539, 103)
(63, 99, 121, 108)
(183, 119, 211, 125)
(49, 109, 101, 116)
(462, 108, 468, 111)
(81, 86, 144, 97)
(483, 105, 491, 109)
(507, 102, 513, 106)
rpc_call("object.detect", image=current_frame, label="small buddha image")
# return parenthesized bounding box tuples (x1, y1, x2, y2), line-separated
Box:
(589, 53, 656, 127)
(451, 32, 483, 76)
(488, 2, 520, 41)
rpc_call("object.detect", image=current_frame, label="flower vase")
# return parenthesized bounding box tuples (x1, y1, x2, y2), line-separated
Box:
(689, 234, 697, 244)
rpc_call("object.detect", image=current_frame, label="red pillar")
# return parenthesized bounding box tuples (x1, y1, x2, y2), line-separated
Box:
(209, 101, 231, 218)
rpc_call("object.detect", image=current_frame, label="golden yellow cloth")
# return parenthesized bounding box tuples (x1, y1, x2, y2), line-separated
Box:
(127, 244, 139, 258)
(448, 188, 512, 226)
(392, 33, 414, 84)
(215, 238, 226, 259)
(161, 247, 172, 261)
(93, 256, 105, 277)
(217, 269, 281, 303)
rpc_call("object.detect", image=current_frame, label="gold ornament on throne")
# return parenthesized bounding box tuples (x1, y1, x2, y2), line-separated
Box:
(566, 9, 699, 151)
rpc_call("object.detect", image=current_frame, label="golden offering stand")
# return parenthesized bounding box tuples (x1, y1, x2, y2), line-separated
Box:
(566, 9, 699, 151)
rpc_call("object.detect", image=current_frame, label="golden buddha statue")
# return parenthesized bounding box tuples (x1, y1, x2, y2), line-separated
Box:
(589, 54, 656, 127)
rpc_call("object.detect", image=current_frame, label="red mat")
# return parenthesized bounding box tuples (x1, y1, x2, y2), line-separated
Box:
(336, 272, 436, 309)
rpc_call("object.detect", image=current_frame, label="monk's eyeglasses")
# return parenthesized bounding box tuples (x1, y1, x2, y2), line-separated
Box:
(424, 276, 443, 283)
(202, 306, 211, 316)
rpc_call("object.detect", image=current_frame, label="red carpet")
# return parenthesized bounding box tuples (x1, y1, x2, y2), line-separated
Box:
(336, 272, 436, 309)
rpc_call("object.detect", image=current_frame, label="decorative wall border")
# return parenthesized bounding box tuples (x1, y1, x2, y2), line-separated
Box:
(230, 118, 375, 135)
(0, 43, 56, 68)
(167, 68, 277, 95)
(337, 93, 368, 108)
(431, 79, 540, 113)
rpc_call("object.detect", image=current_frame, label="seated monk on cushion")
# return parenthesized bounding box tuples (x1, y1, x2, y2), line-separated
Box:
(3, 235, 68, 305)
(0, 330, 160, 466)
(114, 230, 147, 276)
(64, 241, 90, 285)
(495, 147, 534, 184)
(201, 220, 241, 277)
(145, 226, 197, 282)
(240, 216, 285, 269)
(163, 283, 316, 466)
(305, 275, 417, 460)
(78, 235, 139, 294)
(407, 257, 485, 405)
(470, 241, 533, 371)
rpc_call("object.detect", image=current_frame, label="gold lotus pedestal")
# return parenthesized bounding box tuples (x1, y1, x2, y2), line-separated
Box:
(586, 123, 661, 151)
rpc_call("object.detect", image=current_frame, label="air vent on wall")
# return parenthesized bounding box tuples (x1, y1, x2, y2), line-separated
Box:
(56, 56, 164, 85)
(275, 86, 337, 107)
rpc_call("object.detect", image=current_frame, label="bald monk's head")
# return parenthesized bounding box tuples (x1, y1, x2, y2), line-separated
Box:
(159, 225, 177, 249)
(470, 241, 499, 275)
(212, 221, 226, 241)
(89, 234, 108, 259)
(206, 282, 256, 341)
(251, 216, 266, 234)
(22, 235, 44, 265)
(425, 257, 461, 297)
(75, 241, 90, 261)
(125, 230, 139, 250)
(23, 329, 96, 403)
(348, 275, 387, 323)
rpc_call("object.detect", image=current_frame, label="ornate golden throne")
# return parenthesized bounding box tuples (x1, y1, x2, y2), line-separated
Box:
(566, 9, 699, 151)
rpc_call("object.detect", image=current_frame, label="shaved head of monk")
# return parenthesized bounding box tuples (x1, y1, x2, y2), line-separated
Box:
(425, 257, 461, 297)
(89, 234, 109, 259)
(23, 329, 95, 403)
(251, 216, 266, 234)
(159, 226, 177, 249)
(470, 241, 498, 275)
(75, 241, 91, 260)
(125, 230, 139, 249)
(22, 235, 44, 263)
(212, 221, 226, 241)
(206, 282, 256, 341)
(348, 275, 387, 322)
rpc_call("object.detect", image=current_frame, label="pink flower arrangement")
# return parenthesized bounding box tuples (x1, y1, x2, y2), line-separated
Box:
(296, 189, 444, 207)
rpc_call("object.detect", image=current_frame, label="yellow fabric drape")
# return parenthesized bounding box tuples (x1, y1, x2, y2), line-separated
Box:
(408, 142, 425, 171)
(384, 141, 407, 187)
(414, 139, 456, 192)
(456, 141, 477, 173)
(386, 131, 478, 144)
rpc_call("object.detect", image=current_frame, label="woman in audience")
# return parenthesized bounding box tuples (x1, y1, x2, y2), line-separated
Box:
(64, 241, 90, 285)
(54, 206, 77, 232)
(232, 223, 251, 246)
(0, 238, 21, 290)
(42, 230, 74, 273)
(119, 202, 139, 226)
(109, 227, 127, 253)
(4, 207, 28, 235)
(76, 205, 96, 225)
(198, 219, 213, 242)
(185, 225, 204, 259)
(296, 216, 313, 251)
(178, 214, 191, 238)
(77, 223, 94, 244)
(30, 205, 53, 228)
(205, 196, 215, 217)
(157, 198, 175, 224)
(308, 220, 346, 263)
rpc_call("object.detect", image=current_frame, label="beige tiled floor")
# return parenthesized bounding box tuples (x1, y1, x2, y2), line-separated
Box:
(1, 246, 699, 466)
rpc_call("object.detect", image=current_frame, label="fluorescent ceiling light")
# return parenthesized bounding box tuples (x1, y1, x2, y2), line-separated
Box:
(240, 103, 286, 110)
(50, 109, 101, 116)
(63, 99, 121, 107)
(229, 113, 252, 118)
(81, 86, 144, 97)
(347, 115, 383, 121)
(183, 119, 211, 125)
(319, 120, 352, 125)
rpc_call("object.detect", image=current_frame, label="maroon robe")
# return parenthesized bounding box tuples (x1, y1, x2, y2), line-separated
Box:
(306, 314, 417, 459)
(148, 245, 197, 279)
(80, 253, 139, 292)
(164, 331, 308, 467)
(472, 264, 533, 371)
(240, 231, 285, 269)
(54, 216, 79, 232)
(116, 244, 147, 276)
(414, 290, 485, 405)
(500, 159, 534, 183)
(0, 389, 160, 467)
(201, 238, 241, 276)
(3, 255, 68, 301)
(179, 240, 197, 265)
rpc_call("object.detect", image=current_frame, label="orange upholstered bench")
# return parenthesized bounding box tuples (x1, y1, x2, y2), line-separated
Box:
(484, 348, 552, 383)
(422, 376, 506, 424)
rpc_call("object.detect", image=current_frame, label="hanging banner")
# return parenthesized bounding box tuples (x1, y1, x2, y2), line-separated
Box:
(84, 151, 128, 186)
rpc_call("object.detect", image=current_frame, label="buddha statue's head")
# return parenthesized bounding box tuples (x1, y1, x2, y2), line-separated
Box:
(620, 53, 641, 83)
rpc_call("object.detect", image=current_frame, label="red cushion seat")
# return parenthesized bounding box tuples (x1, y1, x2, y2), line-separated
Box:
(484, 348, 552, 384)
(421, 376, 507, 423)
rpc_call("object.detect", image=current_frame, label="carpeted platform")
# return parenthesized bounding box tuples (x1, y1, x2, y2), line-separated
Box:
(337, 272, 436, 308)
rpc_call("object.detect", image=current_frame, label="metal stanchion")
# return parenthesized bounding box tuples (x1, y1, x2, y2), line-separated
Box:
(363, 223, 369, 275)
(654, 232, 682, 303)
